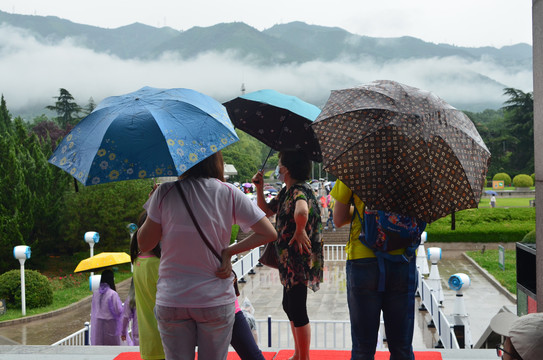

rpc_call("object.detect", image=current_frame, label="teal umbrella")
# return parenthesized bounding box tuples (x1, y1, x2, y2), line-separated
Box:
(223, 89, 322, 166)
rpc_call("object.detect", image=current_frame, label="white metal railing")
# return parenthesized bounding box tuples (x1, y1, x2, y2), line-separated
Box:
(418, 270, 460, 349)
(51, 322, 89, 346)
(324, 244, 348, 261)
(52, 243, 461, 350)
(232, 247, 260, 281)
(254, 317, 352, 350)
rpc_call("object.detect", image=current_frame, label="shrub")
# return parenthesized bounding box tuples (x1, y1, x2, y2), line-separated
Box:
(531, 173, 535, 185)
(0, 269, 54, 309)
(48, 273, 86, 291)
(521, 230, 536, 244)
(493, 173, 512, 186)
(513, 174, 533, 188)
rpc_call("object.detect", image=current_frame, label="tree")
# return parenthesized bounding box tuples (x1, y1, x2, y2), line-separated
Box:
(29, 117, 71, 151)
(83, 97, 97, 115)
(60, 180, 151, 255)
(0, 122, 32, 272)
(0, 95, 12, 135)
(222, 130, 267, 182)
(0, 106, 71, 272)
(501, 88, 534, 174)
(466, 109, 510, 176)
(46, 88, 82, 129)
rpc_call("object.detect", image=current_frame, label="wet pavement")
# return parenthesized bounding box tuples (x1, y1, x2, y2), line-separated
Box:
(239, 243, 516, 350)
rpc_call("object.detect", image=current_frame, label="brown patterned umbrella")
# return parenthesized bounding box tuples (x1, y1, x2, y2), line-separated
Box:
(312, 80, 491, 223)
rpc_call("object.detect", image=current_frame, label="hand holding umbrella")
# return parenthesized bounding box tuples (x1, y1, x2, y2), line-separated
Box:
(252, 171, 265, 192)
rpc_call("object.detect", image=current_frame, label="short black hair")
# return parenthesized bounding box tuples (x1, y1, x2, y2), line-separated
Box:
(279, 150, 311, 181)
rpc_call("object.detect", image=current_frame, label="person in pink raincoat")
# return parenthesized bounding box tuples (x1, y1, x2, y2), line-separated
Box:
(91, 269, 123, 345)
(121, 279, 139, 346)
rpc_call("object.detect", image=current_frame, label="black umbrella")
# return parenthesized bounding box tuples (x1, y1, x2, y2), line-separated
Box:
(223, 89, 322, 168)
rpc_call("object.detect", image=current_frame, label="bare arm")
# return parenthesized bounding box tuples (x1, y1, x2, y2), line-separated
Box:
(252, 171, 275, 217)
(288, 199, 311, 254)
(137, 217, 162, 253)
(334, 200, 353, 228)
(216, 216, 277, 278)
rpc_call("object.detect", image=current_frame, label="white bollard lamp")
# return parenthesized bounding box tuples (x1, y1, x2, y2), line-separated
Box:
(84, 231, 100, 257)
(84, 232, 99, 276)
(427, 247, 444, 305)
(13, 245, 31, 316)
(448, 273, 471, 316)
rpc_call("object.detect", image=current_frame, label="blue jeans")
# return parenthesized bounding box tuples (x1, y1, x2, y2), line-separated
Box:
(346, 257, 417, 360)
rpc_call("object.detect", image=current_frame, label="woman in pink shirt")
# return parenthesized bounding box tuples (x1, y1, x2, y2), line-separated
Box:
(138, 151, 276, 360)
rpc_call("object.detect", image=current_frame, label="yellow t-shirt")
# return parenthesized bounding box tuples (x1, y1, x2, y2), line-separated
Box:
(330, 180, 404, 260)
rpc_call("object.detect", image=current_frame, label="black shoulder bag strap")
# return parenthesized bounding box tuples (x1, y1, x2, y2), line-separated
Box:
(174, 180, 240, 296)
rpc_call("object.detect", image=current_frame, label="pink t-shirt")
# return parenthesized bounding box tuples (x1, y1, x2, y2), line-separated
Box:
(144, 178, 265, 308)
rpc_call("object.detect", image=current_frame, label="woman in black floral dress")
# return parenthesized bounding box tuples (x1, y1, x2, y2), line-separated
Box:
(252, 150, 323, 360)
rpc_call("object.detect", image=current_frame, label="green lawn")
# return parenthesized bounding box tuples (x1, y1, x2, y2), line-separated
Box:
(478, 197, 535, 208)
(466, 249, 517, 294)
(426, 207, 535, 243)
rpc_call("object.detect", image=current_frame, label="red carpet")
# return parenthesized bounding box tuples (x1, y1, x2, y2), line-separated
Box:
(114, 350, 442, 360)
(113, 351, 276, 360)
(274, 350, 443, 359)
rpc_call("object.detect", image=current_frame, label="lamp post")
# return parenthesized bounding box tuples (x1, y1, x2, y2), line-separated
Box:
(13, 245, 31, 316)
(127, 223, 137, 272)
(84, 231, 99, 276)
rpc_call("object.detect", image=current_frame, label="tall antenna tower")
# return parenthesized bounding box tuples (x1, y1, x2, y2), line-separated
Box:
(240, 83, 246, 95)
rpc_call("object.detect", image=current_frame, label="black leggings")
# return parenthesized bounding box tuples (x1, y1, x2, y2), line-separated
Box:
(282, 283, 309, 327)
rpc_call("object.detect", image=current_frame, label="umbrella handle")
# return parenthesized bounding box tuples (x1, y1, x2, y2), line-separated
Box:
(257, 115, 288, 180)
(259, 147, 275, 173)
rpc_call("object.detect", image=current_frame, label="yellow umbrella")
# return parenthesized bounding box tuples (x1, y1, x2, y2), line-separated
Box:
(74, 252, 131, 273)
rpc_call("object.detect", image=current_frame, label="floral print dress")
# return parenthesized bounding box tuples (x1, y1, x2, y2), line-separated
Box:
(269, 182, 323, 292)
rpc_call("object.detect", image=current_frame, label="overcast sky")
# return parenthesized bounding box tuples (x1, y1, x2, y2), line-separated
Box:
(0, 0, 533, 48)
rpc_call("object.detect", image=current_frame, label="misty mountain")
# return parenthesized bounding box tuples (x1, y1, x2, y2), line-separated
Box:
(0, 10, 533, 114)
(0, 10, 531, 68)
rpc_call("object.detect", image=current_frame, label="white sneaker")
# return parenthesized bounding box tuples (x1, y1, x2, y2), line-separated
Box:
(333, 228, 336, 232)
(324, 226, 329, 230)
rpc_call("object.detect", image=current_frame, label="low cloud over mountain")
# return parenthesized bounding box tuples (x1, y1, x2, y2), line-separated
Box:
(0, 11, 533, 117)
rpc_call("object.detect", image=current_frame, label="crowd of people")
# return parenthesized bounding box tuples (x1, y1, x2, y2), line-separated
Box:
(88, 149, 415, 360)
(89, 149, 541, 360)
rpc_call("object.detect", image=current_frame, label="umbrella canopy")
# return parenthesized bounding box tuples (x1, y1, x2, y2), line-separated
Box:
(74, 252, 131, 273)
(485, 190, 498, 196)
(312, 80, 491, 223)
(223, 89, 322, 162)
(49, 86, 238, 186)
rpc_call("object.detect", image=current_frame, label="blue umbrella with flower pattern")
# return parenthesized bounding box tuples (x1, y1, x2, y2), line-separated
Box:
(49, 86, 238, 186)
